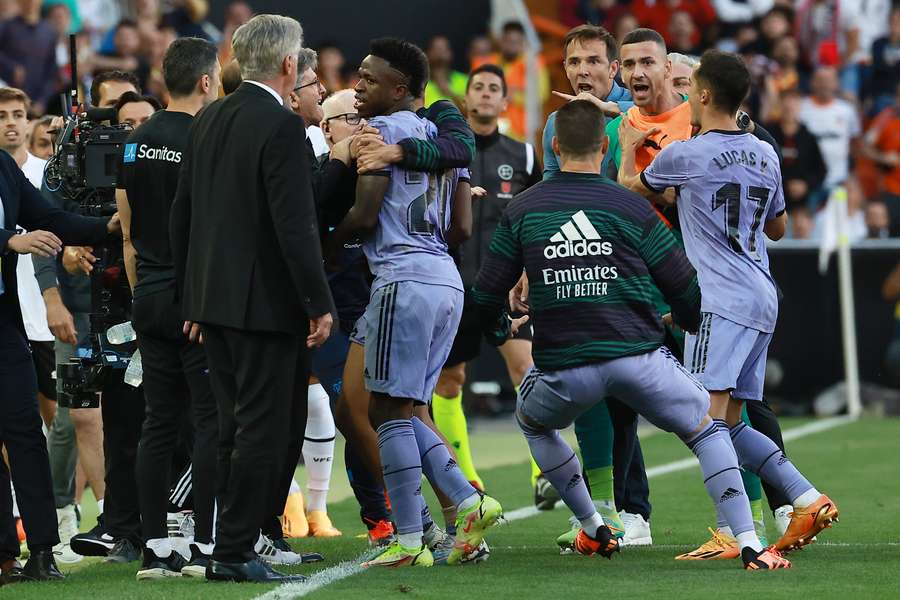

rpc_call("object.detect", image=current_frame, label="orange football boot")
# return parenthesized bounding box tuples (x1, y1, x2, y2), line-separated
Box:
(774, 494, 839, 552)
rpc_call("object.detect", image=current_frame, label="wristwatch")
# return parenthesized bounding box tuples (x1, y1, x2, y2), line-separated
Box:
(736, 110, 752, 131)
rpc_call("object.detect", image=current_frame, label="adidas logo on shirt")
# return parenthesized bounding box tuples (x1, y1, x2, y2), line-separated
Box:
(544, 210, 612, 259)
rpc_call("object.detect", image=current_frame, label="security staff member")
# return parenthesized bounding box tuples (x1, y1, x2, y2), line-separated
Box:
(431, 64, 540, 489)
(0, 149, 116, 582)
(115, 38, 221, 579)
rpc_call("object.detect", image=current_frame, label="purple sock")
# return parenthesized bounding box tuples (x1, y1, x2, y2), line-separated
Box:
(730, 422, 814, 505)
(411, 417, 475, 507)
(376, 419, 423, 536)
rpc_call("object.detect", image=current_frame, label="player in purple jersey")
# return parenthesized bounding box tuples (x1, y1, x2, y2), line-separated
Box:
(621, 49, 838, 567)
(329, 38, 503, 568)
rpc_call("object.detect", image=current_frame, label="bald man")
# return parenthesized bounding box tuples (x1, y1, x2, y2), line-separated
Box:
(320, 89, 365, 148)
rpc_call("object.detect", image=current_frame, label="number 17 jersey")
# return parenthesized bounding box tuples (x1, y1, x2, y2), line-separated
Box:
(642, 130, 785, 333)
(364, 111, 465, 292)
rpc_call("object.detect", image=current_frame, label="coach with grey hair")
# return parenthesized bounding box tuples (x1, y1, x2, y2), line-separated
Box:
(169, 14, 335, 583)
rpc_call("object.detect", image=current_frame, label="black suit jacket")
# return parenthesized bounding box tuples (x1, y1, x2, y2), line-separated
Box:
(170, 82, 335, 334)
(0, 151, 109, 333)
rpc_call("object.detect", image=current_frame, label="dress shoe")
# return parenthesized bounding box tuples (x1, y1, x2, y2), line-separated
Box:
(22, 549, 65, 581)
(205, 556, 308, 583)
(0, 559, 24, 584)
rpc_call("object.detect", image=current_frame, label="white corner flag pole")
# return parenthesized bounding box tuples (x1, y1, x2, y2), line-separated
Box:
(833, 187, 862, 418)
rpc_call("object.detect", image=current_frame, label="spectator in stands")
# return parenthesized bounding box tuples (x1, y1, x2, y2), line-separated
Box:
(756, 7, 792, 56)
(559, 0, 629, 31)
(811, 176, 868, 242)
(89, 69, 139, 107)
(218, 0, 252, 63)
(866, 201, 891, 239)
(769, 89, 826, 210)
(468, 35, 492, 67)
(93, 19, 150, 91)
(613, 13, 639, 46)
(424, 35, 467, 108)
(0, 0, 58, 115)
(317, 42, 346, 94)
(668, 11, 701, 57)
(713, 0, 776, 29)
(871, 6, 900, 115)
(471, 20, 549, 141)
(796, 0, 861, 97)
(114, 90, 160, 128)
(863, 82, 900, 235)
(770, 36, 802, 100)
(161, 0, 217, 41)
(78, 0, 121, 47)
(799, 66, 861, 205)
(631, 0, 715, 48)
(28, 115, 54, 160)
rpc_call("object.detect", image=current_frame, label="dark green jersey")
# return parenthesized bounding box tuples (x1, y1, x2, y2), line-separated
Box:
(472, 171, 701, 371)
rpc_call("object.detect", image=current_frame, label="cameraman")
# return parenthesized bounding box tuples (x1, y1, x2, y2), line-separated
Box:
(116, 38, 220, 579)
(32, 70, 144, 563)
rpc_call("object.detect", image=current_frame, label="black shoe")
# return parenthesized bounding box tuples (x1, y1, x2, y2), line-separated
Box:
(136, 547, 187, 580)
(21, 550, 65, 581)
(205, 556, 308, 583)
(70, 515, 115, 557)
(105, 538, 141, 563)
(181, 544, 211, 578)
(0, 559, 24, 584)
(270, 537, 324, 564)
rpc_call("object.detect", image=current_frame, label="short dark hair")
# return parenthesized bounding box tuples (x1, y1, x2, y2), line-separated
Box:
(114, 18, 138, 33)
(621, 27, 667, 52)
(369, 37, 429, 99)
(502, 21, 525, 35)
(163, 37, 218, 98)
(555, 99, 606, 157)
(467, 64, 507, 96)
(695, 49, 750, 115)
(90, 70, 141, 106)
(563, 24, 618, 64)
(114, 91, 162, 120)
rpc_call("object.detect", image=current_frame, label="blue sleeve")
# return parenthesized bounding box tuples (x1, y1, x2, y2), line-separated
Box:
(617, 99, 634, 113)
(542, 112, 559, 180)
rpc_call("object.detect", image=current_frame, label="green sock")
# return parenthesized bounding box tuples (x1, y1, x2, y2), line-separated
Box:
(573, 401, 614, 504)
(739, 404, 763, 504)
(432, 391, 483, 489)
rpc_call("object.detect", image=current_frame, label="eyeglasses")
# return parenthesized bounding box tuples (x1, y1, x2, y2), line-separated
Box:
(324, 112, 362, 126)
(294, 78, 321, 92)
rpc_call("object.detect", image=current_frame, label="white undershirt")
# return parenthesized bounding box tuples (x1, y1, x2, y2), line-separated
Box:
(16, 153, 54, 341)
(245, 80, 284, 106)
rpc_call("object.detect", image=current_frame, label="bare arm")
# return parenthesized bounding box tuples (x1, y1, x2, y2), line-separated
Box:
(617, 120, 661, 199)
(446, 180, 472, 248)
(764, 212, 787, 241)
(330, 174, 389, 251)
(116, 188, 137, 292)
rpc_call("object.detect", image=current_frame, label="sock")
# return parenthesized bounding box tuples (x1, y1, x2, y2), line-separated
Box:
(441, 505, 457, 535)
(97, 498, 104, 514)
(729, 422, 817, 506)
(750, 499, 764, 524)
(420, 496, 434, 532)
(398, 532, 423, 548)
(303, 384, 335, 512)
(376, 419, 423, 536)
(411, 417, 476, 507)
(793, 488, 822, 508)
(683, 421, 757, 544)
(579, 512, 605, 538)
(573, 401, 614, 505)
(736, 530, 763, 553)
(146, 537, 172, 557)
(739, 406, 763, 506)
(432, 391, 484, 488)
(194, 541, 214, 555)
(518, 414, 595, 521)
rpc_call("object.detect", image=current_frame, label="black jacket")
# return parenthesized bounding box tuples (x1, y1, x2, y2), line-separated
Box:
(0, 151, 109, 334)
(170, 82, 335, 334)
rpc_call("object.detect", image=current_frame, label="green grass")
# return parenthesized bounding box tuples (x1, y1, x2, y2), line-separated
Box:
(4, 417, 899, 599)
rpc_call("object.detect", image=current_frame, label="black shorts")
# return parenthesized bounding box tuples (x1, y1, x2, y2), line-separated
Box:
(30, 340, 56, 400)
(444, 294, 532, 368)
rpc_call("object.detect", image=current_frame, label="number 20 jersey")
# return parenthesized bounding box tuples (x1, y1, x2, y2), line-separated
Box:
(364, 111, 466, 292)
(642, 130, 785, 333)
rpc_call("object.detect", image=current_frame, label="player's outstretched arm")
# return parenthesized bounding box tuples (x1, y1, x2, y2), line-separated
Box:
(617, 119, 660, 199)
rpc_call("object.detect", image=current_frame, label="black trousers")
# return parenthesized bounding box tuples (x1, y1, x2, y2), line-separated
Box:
(609, 398, 652, 520)
(101, 364, 145, 543)
(0, 296, 59, 555)
(202, 324, 308, 562)
(746, 399, 792, 512)
(134, 290, 218, 544)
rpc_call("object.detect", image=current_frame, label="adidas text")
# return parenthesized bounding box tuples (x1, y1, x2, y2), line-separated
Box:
(544, 239, 613, 260)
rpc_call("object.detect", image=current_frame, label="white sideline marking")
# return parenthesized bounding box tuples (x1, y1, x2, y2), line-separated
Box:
(254, 415, 855, 599)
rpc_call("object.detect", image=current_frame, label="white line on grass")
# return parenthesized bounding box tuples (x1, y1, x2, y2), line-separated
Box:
(255, 414, 855, 599)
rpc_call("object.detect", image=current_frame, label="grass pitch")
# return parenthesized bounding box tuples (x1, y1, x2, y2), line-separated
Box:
(3, 416, 898, 600)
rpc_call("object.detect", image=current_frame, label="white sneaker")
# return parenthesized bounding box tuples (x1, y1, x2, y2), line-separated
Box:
(167, 511, 195, 560)
(255, 533, 303, 565)
(54, 504, 83, 564)
(773, 505, 793, 537)
(619, 511, 652, 546)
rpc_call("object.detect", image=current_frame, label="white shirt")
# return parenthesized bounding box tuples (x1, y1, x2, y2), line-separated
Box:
(306, 125, 329, 157)
(799, 97, 860, 187)
(245, 80, 285, 106)
(15, 153, 54, 342)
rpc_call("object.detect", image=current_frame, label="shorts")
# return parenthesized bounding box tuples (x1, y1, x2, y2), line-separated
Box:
(30, 340, 56, 400)
(358, 281, 463, 404)
(444, 292, 532, 368)
(517, 346, 709, 438)
(684, 312, 771, 401)
(311, 326, 351, 403)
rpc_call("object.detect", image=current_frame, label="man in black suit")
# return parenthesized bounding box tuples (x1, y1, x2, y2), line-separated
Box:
(0, 150, 117, 583)
(170, 14, 335, 584)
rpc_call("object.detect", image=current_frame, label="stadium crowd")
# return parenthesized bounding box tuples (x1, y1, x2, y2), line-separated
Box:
(0, 0, 869, 587)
